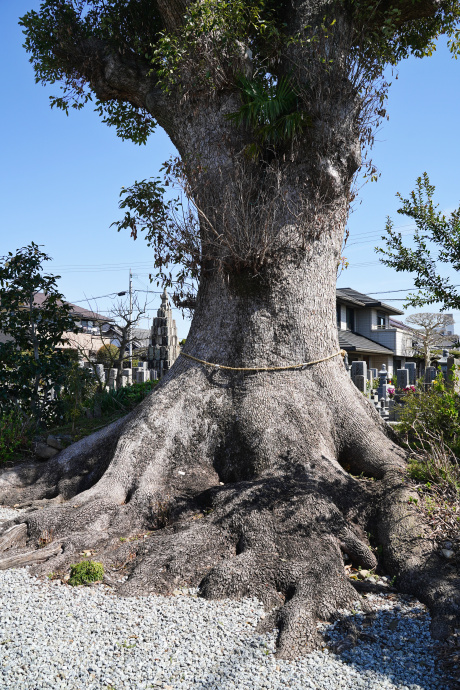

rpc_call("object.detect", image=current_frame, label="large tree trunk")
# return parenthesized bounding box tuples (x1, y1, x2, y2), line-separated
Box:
(1, 186, 459, 656)
(4, 0, 460, 655)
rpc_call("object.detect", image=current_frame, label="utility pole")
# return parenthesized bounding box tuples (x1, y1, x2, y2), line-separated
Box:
(128, 269, 133, 369)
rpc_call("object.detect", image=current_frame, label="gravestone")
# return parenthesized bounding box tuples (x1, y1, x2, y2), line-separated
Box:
(388, 398, 395, 421)
(136, 368, 148, 384)
(354, 375, 366, 393)
(446, 355, 460, 392)
(351, 361, 367, 378)
(95, 364, 105, 383)
(404, 362, 416, 386)
(108, 369, 117, 390)
(379, 398, 388, 419)
(377, 364, 388, 401)
(396, 368, 409, 391)
(351, 361, 367, 393)
(122, 368, 132, 384)
(424, 366, 437, 385)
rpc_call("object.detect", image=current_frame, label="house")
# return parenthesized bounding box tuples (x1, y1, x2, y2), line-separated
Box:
(33, 293, 112, 360)
(336, 288, 421, 378)
(102, 324, 151, 357)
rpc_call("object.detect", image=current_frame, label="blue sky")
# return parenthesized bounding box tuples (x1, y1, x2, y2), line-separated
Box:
(1, 1, 460, 339)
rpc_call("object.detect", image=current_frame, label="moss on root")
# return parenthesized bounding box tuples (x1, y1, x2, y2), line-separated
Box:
(69, 560, 104, 586)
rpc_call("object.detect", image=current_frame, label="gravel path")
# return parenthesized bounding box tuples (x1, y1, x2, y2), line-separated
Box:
(0, 508, 454, 690)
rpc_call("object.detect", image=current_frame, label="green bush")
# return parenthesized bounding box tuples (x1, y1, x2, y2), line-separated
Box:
(396, 373, 460, 457)
(96, 344, 119, 365)
(55, 362, 98, 431)
(396, 373, 460, 491)
(0, 409, 33, 463)
(69, 560, 104, 586)
(92, 380, 157, 414)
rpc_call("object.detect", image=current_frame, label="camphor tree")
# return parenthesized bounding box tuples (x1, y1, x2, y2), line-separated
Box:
(1, 0, 460, 657)
(406, 312, 456, 368)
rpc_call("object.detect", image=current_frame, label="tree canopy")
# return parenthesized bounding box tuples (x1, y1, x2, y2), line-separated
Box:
(20, 1, 460, 138)
(19, 1, 460, 298)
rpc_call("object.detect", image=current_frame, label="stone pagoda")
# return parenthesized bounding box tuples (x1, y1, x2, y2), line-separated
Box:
(149, 289, 181, 379)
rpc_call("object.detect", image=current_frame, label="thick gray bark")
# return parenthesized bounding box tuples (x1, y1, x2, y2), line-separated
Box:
(3, 0, 458, 657)
(1, 222, 458, 656)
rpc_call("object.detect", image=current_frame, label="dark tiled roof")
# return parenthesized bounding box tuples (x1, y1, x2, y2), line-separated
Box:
(335, 289, 366, 307)
(337, 288, 404, 315)
(132, 328, 151, 347)
(338, 329, 394, 354)
(389, 317, 412, 331)
(33, 292, 111, 323)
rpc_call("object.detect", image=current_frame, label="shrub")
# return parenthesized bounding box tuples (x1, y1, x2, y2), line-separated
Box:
(0, 243, 80, 426)
(396, 373, 460, 456)
(96, 344, 119, 365)
(68, 560, 104, 586)
(55, 362, 98, 431)
(0, 409, 33, 463)
(407, 424, 460, 494)
(396, 372, 460, 492)
(91, 380, 157, 414)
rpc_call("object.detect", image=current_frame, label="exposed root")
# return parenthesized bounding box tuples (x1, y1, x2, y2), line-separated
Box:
(0, 364, 458, 657)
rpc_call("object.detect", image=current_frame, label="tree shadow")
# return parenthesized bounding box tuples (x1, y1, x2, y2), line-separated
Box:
(195, 602, 450, 690)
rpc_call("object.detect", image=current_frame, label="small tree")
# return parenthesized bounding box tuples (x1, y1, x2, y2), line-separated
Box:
(110, 294, 148, 386)
(68, 294, 148, 388)
(406, 312, 455, 368)
(57, 352, 98, 432)
(377, 174, 460, 310)
(0, 243, 78, 425)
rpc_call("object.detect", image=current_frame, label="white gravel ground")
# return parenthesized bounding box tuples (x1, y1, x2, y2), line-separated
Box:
(0, 507, 454, 690)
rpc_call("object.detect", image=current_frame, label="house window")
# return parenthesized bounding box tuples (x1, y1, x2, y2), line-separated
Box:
(336, 304, 342, 328)
(377, 311, 386, 328)
(346, 307, 354, 331)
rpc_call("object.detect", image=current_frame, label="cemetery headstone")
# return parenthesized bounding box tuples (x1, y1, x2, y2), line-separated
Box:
(404, 362, 416, 386)
(396, 368, 409, 391)
(354, 374, 366, 393)
(377, 364, 388, 401)
(424, 366, 437, 386)
(108, 368, 117, 390)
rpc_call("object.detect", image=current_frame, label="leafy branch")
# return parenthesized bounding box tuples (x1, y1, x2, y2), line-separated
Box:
(377, 173, 460, 310)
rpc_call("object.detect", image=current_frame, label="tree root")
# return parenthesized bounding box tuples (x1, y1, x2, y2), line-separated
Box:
(0, 542, 62, 570)
(0, 366, 458, 657)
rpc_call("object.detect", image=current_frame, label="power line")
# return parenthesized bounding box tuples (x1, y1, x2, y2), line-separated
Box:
(70, 291, 122, 303)
(346, 222, 415, 239)
(367, 285, 460, 295)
